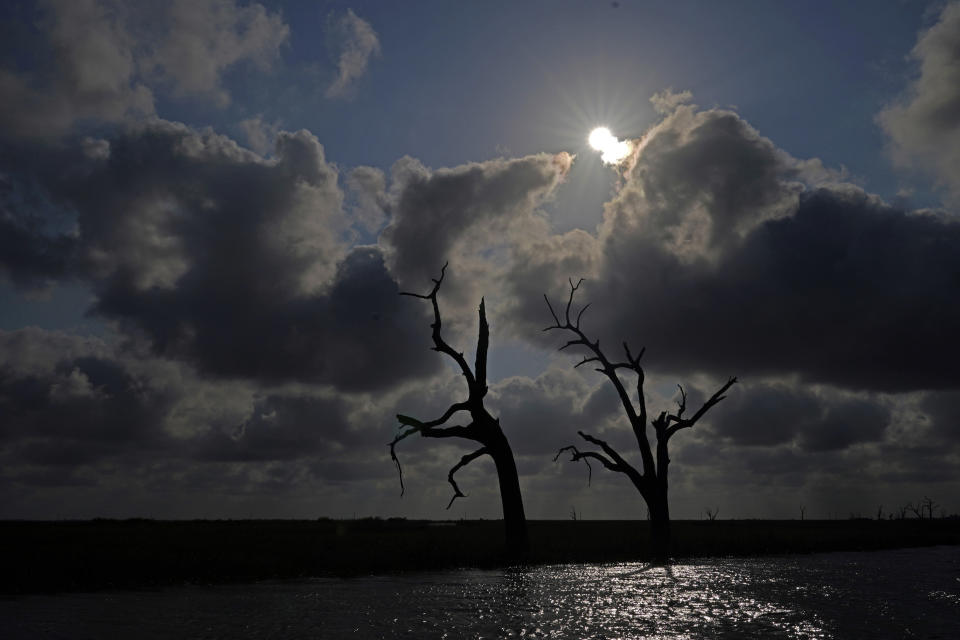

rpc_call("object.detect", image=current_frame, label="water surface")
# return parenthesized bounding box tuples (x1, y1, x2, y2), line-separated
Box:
(2, 546, 958, 638)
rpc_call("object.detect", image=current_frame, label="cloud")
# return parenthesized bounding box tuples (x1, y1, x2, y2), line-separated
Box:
(506, 103, 960, 393)
(0, 0, 288, 139)
(0, 329, 176, 468)
(2, 34, 959, 521)
(921, 390, 960, 441)
(604, 103, 826, 261)
(380, 152, 573, 300)
(238, 114, 282, 156)
(0, 326, 410, 502)
(2, 120, 439, 390)
(708, 382, 821, 447)
(145, 0, 290, 107)
(877, 2, 960, 202)
(708, 382, 890, 451)
(649, 87, 693, 114)
(0, 0, 155, 140)
(0, 193, 77, 291)
(325, 9, 380, 99)
(600, 185, 960, 391)
(193, 392, 354, 462)
(346, 165, 388, 233)
(489, 367, 619, 457)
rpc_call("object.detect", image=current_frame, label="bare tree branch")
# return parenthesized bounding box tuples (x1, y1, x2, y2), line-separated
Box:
(554, 444, 631, 485)
(389, 416, 478, 496)
(554, 445, 593, 484)
(559, 338, 589, 351)
(624, 342, 647, 428)
(665, 376, 738, 439)
(543, 294, 561, 327)
(565, 278, 584, 324)
(575, 302, 590, 329)
(397, 401, 469, 431)
(675, 384, 687, 419)
(544, 283, 656, 477)
(389, 430, 413, 495)
(400, 262, 476, 387)
(574, 355, 602, 369)
(447, 447, 489, 509)
(545, 277, 735, 559)
(577, 431, 639, 475)
(393, 266, 528, 552)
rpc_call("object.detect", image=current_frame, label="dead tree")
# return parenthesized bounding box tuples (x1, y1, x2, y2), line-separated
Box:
(906, 502, 923, 519)
(390, 265, 529, 555)
(546, 279, 736, 560)
(704, 507, 720, 521)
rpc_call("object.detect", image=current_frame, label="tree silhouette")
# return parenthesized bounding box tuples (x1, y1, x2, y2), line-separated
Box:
(546, 279, 736, 560)
(390, 264, 529, 555)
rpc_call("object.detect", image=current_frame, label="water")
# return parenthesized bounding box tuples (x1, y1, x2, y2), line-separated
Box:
(2, 546, 958, 639)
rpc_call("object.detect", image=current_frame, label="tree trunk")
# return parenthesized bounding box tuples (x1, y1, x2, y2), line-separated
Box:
(488, 429, 529, 557)
(647, 489, 671, 562)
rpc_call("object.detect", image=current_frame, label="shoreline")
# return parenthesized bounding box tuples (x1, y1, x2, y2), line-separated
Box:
(3, 518, 958, 595)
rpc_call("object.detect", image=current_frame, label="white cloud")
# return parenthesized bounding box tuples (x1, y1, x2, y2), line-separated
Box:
(325, 9, 381, 99)
(145, 0, 289, 107)
(877, 2, 960, 204)
(0, 0, 289, 140)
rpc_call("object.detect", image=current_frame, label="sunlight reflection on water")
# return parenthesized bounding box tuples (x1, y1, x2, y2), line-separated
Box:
(2, 546, 958, 639)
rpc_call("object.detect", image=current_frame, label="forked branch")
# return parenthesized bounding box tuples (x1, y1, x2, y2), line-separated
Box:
(554, 445, 595, 485)
(391, 264, 496, 509)
(447, 447, 489, 509)
(544, 280, 655, 475)
(554, 431, 644, 491)
(400, 262, 476, 387)
(389, 408, 477, 495)
(664, 376, 738, 438)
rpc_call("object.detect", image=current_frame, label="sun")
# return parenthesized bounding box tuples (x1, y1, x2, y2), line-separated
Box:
(588, 126, 631, 164)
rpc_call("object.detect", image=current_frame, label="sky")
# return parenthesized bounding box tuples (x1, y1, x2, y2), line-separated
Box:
(1, 0, 959, 521)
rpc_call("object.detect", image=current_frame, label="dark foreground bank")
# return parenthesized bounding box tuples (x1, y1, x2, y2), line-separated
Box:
(3, 518, 959, 594)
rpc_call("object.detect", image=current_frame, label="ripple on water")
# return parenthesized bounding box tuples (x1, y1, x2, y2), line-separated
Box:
(1, 546, 958, 639)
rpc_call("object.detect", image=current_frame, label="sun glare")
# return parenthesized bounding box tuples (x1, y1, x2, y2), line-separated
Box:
(588, 126, 631, 164)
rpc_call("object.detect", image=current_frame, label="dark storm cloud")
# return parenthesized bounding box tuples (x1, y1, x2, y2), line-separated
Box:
(0, 208, 76, 290)
(508, 102, 960, 393)
(3, 121, 575, 390)
(2, 121, 437, 390)
(878, 2, 960, 202)
(708, 383, 821, 447)
(921, 391, 960, 440)
(1, 0, 957, 519)
(489, 367, 620, 456)
(708, 382, 889, 451)
(595, 186, 960, 391)
(0, 327, 402, 497)
(193, 393, 353, 462)
(0, 330, 172, 467)
(799, 397, 890, 452)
